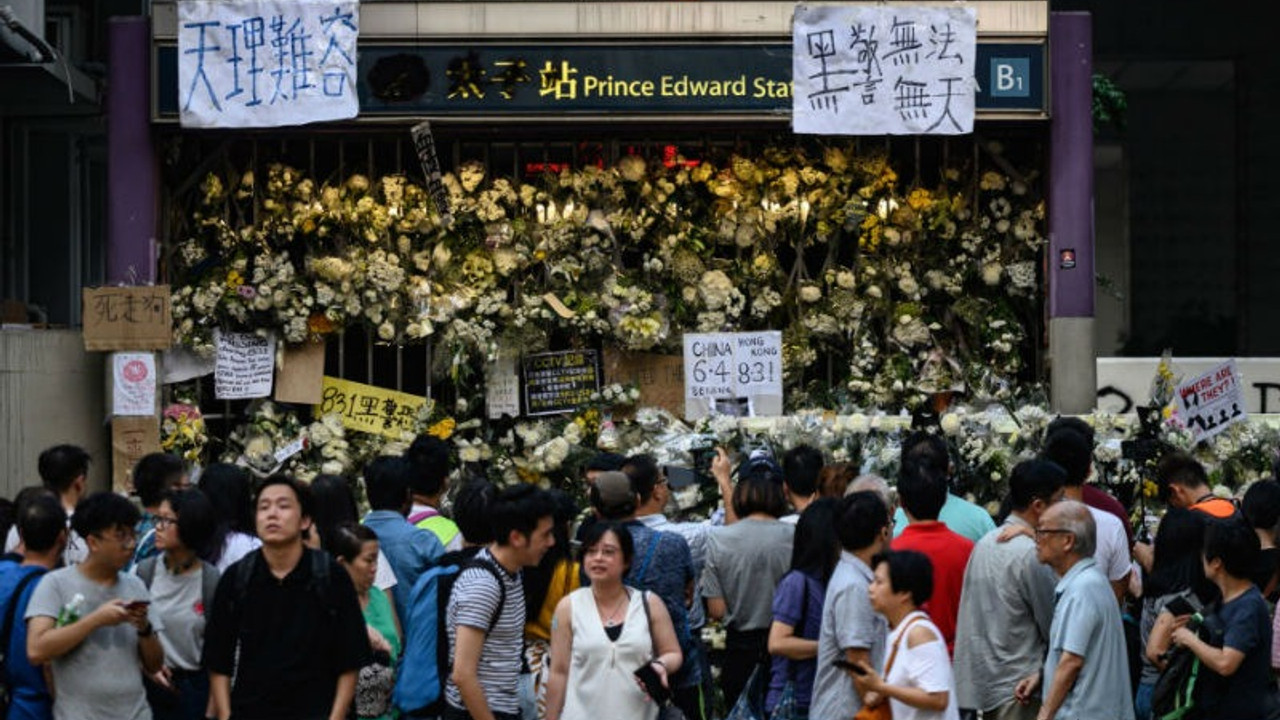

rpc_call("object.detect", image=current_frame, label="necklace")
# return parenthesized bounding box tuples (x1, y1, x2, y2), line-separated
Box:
(596, 589, 629, 627)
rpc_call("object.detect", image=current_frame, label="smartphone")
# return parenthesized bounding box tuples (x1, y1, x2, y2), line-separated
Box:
(633, 663, 671, 704)
(1165, 596, 1196, 617)
(126, 600, 151, 611)
(831, 658, 868, 675)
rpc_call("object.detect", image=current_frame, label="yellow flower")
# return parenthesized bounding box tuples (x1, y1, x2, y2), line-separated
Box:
(225, 270, 244, 290)
(907, 188, 934, 211)
(427, 418, 456, 440)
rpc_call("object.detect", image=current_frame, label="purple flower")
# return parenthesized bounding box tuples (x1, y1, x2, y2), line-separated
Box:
(237, 285, 256, 299)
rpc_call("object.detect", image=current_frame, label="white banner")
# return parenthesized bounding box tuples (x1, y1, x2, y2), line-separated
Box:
(177, 0, 359, 129)
(792, 5, 977, 136)
(1176, 360, 1247, 443)
(683, 332, 783, 418)
(214, 330, 276, 400)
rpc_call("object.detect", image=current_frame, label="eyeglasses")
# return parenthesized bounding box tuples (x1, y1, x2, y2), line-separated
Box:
(1034, 527, 1074, 540)
(153, 516, 179, 530)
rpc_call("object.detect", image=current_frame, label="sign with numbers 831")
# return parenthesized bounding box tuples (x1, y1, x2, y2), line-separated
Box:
(683, 331, 783, 409)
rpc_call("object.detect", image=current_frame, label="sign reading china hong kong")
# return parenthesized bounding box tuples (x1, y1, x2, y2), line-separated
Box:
(683, 332, 783, 419)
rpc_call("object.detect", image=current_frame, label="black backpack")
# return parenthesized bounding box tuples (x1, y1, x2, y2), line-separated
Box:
(1152, 610, 1226, 720)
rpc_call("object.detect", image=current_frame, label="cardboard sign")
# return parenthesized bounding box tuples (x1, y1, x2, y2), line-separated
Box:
(112, 416, 161, 494)
(1176, 359, 1247, 443)
(602, 349, 685, 417)
(316, 376, 431, 439)
(274, 341, 326, 405)
(522, 350, 601, 416)
(82, 286, 172, 351)
(214, 330, 276, 400)
(112, 352, 158, 416)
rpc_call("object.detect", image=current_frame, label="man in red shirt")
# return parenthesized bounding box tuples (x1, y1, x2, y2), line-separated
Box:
(890, 453, 974, 655)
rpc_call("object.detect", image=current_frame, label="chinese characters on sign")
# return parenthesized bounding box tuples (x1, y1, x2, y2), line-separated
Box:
(1176, 360, 1247, 443)
(792, 5, 977, 136)
(82, 286, 172, 351)
(177, 0, 359, 128)
(410, 121, 451, 222)
(683, 331, 783, 419)
(522, 350, 601, 416)
(317, 376, 430, 440)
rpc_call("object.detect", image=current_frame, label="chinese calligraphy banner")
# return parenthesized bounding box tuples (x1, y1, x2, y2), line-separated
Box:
(1176, 360, 1247, 443)
(316, 376, 430, 439)
(522, 350, 601, 417)
(82, 286, 172, 351)
(177, 0, 359, 128)
(792, 5, 977, 136)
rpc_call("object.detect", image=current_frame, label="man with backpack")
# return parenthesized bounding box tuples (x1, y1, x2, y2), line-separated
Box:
(362, 456, 445, 621)
(445, 485, 556, 720)
(202, 474, 370, 720)
(0, 493, 66, 720)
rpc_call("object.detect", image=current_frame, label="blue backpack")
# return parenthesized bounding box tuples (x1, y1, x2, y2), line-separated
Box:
(392, 554, 505, 716)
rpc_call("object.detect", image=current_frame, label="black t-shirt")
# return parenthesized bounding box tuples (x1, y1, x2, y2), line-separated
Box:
(1202, 585, 1278, 718)
(1250, 547, 1280, 600)
(203, 547, 371, 720)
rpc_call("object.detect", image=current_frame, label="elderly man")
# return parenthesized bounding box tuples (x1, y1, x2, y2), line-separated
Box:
(954, 459, 1065, 720)
(1018, 500, 1134, 720)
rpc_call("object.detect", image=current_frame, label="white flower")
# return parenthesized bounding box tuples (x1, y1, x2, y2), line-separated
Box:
(940, 413, 962, 436)
(981, 262, 1003, 286)
(836, 270, 856, 289)
(799, 285, 822, 303)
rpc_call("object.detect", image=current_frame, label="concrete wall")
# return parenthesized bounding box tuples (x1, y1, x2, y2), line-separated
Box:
(0, 330, 107, 499)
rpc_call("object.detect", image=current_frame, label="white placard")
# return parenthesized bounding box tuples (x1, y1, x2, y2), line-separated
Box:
(112, 353, 157, 416)
(1176, 359, 1247, 443)
(792, 5, 977, 136)
(683, 331, 783, 409)
(177, 0, 360, 129)
(214, 330, 276, 399)
(273, 436, 308, 463)
(486, 353, 521, 419)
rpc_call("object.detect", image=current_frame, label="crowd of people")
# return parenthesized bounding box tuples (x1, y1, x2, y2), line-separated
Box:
(2, 419, 1280, 720)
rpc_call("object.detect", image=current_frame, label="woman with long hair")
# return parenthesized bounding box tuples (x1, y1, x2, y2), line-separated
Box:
(520, 489, 581, 720)
(196, 463, 260, 571)
(545, 522, 682, 720)
(1139, 508, 1209, 719)
(309, 473, 397, 592)
(330, 522, 402, 720)
(765, 498, 841, 719)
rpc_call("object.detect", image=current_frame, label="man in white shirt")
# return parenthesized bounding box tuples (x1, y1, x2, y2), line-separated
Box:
(5, 444, 90, 565)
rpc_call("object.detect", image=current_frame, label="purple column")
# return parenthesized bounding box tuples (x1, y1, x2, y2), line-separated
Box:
(1048, 13, 1093, 318)
(107, 17, 157, 285)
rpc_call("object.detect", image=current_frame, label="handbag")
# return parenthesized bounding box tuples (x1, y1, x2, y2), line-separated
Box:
(354, 649, 396, 719)
(641, 590, 689, 720)
(850, 615, 926, 720)
(724, 664, 767, 720)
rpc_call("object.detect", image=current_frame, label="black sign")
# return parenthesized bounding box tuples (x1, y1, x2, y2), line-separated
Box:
(409, 121, 451, 221)
(522, 350, 601, 416)
(154, 41, 1046, 119)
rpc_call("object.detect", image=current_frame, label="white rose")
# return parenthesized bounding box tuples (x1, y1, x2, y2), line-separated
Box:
(940, 414, 962, 435)
(981, 263, 1003, 286)
(799, 285, 822, 303)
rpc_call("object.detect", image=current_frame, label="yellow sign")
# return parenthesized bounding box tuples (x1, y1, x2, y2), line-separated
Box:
(315, 376, 431, 440)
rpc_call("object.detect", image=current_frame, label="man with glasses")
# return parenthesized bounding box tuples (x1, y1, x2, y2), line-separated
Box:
(1018, 500, 1134, 720)
(26, 492, 164, 720)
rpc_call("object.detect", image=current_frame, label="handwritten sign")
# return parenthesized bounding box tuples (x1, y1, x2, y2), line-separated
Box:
(82, 286, 172, 351)
(603, 349, 685, 418)
(522, 350, 601, 416)
(1176, 360, 1247, 443)
(486, 353, 521, 419)
(112, 352, 158, 417)
(177, 0, 359, 129)
(317, 376, 430, 439)
(683, 332, 783, 418)
(792, 5, 977, 136)
(274, 341, 326, 404)
(112, 416, 161, 494)
(410, 121, 452, 222)
(214, 330, 276, 400)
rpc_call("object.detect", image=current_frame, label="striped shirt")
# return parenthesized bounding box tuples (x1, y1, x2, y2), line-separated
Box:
(445, 549, 525, 715)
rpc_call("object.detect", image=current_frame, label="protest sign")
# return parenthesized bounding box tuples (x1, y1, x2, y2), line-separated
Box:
(82, 286, 171, 351)
(316, 376, 431, 439)
(486, 352, 521, 419)
(112, 416, 161, 494)
(214, 330, 276, 400)
(522, 350, 601, 416)
(683, 331, 783, 419)
(1176, 359, 1247, 443)
(112, 352, 158, 416)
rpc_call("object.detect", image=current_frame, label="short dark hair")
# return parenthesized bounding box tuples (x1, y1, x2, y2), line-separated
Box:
(1203, 517, 1260, 580)
(328, 521, 379, 563)
(1040, 427, 1092, 487)
(586, 453, 627, 474)
(838, 491, 890, 552)
(1009, 459, 1067, 512)
(732, 469, 788, 518)
(253, 474, 314, 519)
(622, 454, 662, 503)
(166, 488, 218, 557)
(37, 444, 90, 494)
(578, 520, 635, 573)
(133, 453, 186, 507)
(1158, 451, 1209, 490)
(364, 456, 413, 511)
(489, 484, 555, 546)
(782, 444, 825, 496)
(18, 493, 66, 553)
(453, 478, 497, 544)
(791, 497, 842, 583)
(1046, 416, 1095, 445)
(199, 463, 255, 535)
(873, 550, 934, 606)
(901, 431, 950, 478)
(897, 459, 948, 521)
(405, 435, 451, 497)
(71, 491, 141, 539)
(1243, 480, 1280, 532)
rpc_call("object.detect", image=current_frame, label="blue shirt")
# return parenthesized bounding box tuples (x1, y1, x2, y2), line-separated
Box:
(893, 493, 996, 543)
(767, 570, 825, 712)
(619, 521, 700, 686)
(1202, 585, 1278, 718)
(362, 510, 444, 622)
(1044, 558, 1135, 720)
(0, 561, 52, 720)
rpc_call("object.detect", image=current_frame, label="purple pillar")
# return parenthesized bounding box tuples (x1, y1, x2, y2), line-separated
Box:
(1048, 13, 1093, 318)
(107, 17, 157, 285)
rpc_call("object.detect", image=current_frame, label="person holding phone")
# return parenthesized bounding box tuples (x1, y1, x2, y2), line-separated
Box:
(544, 522, 682, 720)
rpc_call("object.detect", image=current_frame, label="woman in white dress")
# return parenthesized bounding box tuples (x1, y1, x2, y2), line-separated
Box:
(853, 550, 960, 720)
(544, 521, 683, 720)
